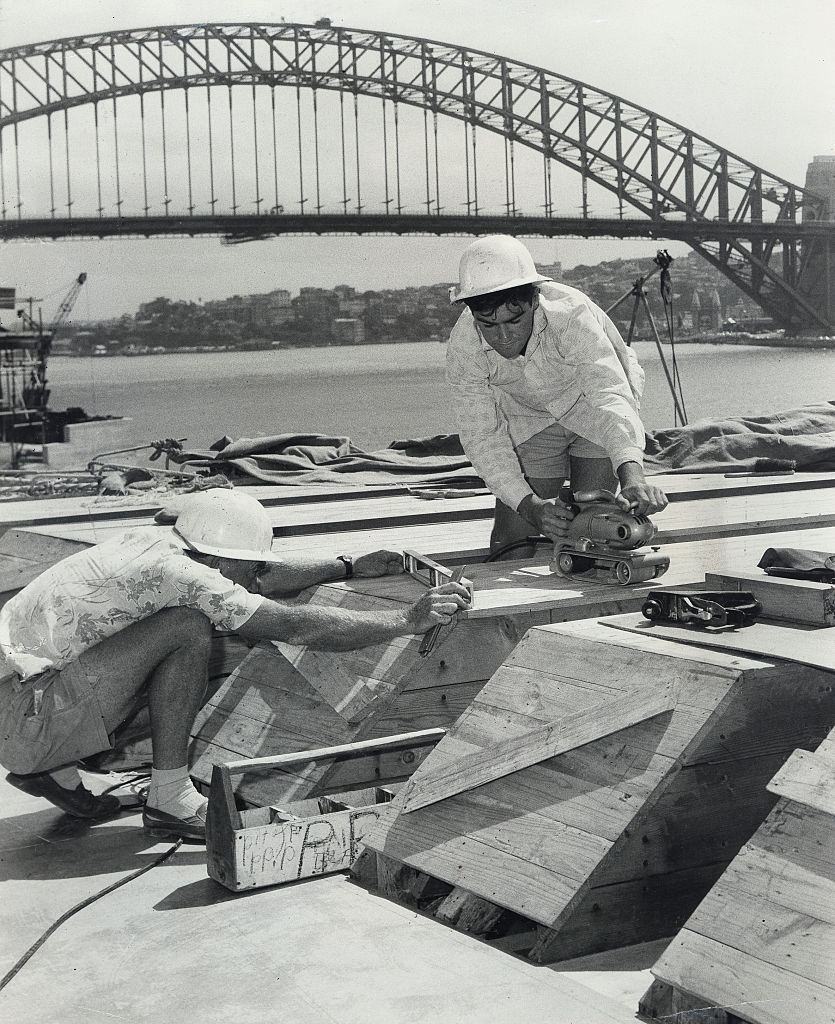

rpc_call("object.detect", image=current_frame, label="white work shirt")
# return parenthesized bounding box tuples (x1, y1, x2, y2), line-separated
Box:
(0, 526, 264, 679)
(445, 281, 646, 510)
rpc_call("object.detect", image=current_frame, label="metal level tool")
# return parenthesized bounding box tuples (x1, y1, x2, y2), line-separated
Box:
(550, 489, 670, 586)
(402, 550, 474, 658)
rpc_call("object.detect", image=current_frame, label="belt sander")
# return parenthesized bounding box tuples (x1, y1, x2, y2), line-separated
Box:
(549, 489, 670, 586)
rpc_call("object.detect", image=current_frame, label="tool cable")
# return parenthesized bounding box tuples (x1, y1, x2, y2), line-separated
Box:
(0, 836, 182, 993)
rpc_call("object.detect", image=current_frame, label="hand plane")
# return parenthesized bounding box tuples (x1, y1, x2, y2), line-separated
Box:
(641, 590, 761, 628)
(549, 489, 670, 586)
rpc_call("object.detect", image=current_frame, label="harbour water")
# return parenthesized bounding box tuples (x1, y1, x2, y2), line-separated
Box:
(47, 341, 833, 453)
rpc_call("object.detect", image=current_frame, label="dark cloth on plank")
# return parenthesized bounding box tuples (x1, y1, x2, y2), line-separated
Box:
(172, 432, 479, 487)
(169, 404, 835, 486)
(642, 401, 835, 474)
(758, 547, 835, 583)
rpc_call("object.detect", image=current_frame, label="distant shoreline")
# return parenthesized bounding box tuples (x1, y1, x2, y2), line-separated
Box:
(56, 332, 833, 357)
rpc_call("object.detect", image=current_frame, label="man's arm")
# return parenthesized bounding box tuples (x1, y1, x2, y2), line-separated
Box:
(237, 582, 470, 651)
(257, 550, 404, 596)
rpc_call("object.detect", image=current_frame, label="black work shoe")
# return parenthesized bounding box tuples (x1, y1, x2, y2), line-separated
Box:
(6, 771, 123, 820)
(142, 804, 207, 842)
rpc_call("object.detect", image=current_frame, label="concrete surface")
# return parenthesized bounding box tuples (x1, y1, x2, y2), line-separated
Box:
(0, 773, 663, 1024)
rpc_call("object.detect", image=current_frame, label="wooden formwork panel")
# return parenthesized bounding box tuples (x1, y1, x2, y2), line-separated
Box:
(189, 575, 556, 805)
(642, 731, 835, 1024)
(360, 619, 835, 962)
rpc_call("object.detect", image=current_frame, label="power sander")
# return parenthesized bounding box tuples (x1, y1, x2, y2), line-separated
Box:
(549, 488, 670, 586)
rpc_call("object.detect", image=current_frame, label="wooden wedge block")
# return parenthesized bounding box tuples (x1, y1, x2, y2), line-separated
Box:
(705, 569, 835, 626)
(362, 620, 835, 962)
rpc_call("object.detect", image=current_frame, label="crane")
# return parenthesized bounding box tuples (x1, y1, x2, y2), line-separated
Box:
(15, 272, 87, 411)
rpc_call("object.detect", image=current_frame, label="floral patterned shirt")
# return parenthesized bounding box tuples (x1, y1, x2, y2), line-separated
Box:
(0, 526, 264, 679)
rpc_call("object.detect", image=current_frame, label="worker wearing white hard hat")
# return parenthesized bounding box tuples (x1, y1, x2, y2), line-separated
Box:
(446, 236, 667, 555)
(0, 489, 470, 839)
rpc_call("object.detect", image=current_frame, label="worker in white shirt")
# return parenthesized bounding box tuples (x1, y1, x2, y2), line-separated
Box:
(0, 490, 469, 839)
(446, 235, 668, 555)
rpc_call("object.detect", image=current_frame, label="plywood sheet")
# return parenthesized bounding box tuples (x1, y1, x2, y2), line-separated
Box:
(601, 612, 835, 673)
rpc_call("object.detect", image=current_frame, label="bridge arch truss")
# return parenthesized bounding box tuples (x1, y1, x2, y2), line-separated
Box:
(0, 23, 831, 329)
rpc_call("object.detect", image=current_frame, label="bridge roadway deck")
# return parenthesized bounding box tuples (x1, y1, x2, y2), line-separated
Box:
(4, 212, 833, 242)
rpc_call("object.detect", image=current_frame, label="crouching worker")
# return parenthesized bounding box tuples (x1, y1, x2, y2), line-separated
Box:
(0, 490, 470, 839)
(446, 235, 668, 556)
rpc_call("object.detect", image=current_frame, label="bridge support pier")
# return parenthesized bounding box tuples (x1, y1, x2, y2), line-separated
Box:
(802, 155, 835, 332)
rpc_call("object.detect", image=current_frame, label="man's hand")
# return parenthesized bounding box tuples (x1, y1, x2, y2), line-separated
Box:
(517, 493, 575, 542)
(615, 462, 668, 516)
(404, 582, 471, 634)
(353, 549, 405, 578)
(616, 482, 668, 516)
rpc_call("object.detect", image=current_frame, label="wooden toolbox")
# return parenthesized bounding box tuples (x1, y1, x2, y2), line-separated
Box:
(205, 728, 444, 891)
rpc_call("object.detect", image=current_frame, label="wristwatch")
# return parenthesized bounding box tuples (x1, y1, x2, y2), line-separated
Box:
(336, 554, 354, 579)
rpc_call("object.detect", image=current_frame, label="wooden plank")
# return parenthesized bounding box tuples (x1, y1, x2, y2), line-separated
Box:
(589, 753, 788, 883)
(0, 529, 87, 594)
(602, 613, 835, 673)
(319, 524, 835, 621)
(531, 862, 729, 963)
(366, 622, 835, 959)
(639, 978, 735, 1024)
(191, 735, 435, 807)
(705, 570, 835, 626)
(652, 929, 835, 1024)
(767, 748, 835, 816)
(8, 519, 835, 632)
(434, 887, 508, 935)
(4, 468, 834, 532)
(14, 486, 835, 562)
(717, 832, 835, 928)
(222, 728, 445, 774)
(683, 873, 835, 990)
(365, 807, 586, 925)
(399, 686, 677, 813)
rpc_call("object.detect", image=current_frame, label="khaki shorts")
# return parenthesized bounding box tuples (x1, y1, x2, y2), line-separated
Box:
(0, 655, 112, 775)
(515, 421, 608, 481)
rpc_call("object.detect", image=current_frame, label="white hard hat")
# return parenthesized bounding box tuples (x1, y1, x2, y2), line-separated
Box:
(449, 235, 551, 303)
(171, 490, 282, 563)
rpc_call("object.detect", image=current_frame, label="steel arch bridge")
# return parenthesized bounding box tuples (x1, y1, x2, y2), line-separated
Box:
(0, 22, 832, 329)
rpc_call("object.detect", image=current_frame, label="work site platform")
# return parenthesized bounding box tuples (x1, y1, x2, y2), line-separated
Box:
(0, 773, 662, 1024)
(2, 467, 834, 1022)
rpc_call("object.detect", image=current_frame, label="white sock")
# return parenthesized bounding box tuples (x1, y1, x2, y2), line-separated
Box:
(48, 764, 83, 790)
(146, 766, 207, 819)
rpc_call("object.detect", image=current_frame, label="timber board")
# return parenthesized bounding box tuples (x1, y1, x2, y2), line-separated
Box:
(601, 613, 835, 673)
(704, 570, 835, 626)
(767, 747, 835, 815)
(3, 468, 833, 534)
(14, 483, 835, 555)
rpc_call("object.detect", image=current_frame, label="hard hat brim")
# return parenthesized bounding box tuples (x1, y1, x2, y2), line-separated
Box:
(169, 526, 285, 564)
(449, 273, 551, 304)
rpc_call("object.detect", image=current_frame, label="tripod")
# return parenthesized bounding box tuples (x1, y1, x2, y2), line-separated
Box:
(605, 250, 688, 426)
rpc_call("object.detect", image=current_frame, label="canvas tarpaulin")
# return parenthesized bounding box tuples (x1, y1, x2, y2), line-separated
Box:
(171, 403, 835, 486)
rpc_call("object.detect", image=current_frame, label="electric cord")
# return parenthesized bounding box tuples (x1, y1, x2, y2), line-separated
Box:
(485, 535, 551, 562)
(0, 836, 183, 993)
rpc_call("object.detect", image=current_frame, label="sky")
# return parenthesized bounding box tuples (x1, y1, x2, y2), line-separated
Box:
(0, 0, 832, 320)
